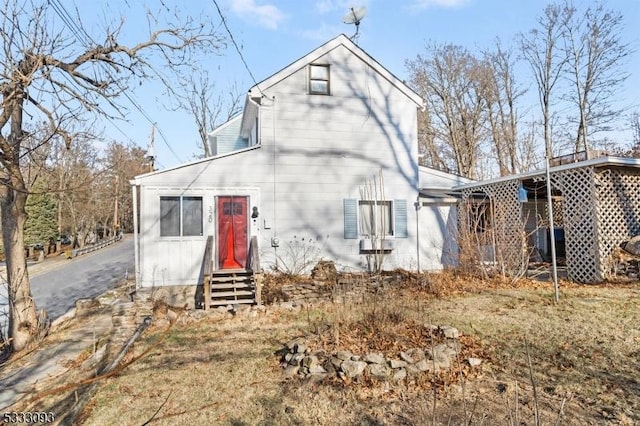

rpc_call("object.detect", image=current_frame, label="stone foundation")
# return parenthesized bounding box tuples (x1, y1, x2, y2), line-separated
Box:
(135, 285, 199, 310)
(280, 274, 395, 304)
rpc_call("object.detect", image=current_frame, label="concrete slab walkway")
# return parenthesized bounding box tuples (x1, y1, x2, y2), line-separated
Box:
(0, 305, 113, 410)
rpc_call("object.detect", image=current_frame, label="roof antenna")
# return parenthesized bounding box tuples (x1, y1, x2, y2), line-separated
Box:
(342, 6, 367, 44)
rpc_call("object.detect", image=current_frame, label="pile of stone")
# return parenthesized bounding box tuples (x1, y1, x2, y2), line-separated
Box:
(278, 325, 482, 383)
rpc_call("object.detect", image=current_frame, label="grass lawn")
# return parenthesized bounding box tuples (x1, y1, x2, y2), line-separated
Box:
(80, 275, 640, 425)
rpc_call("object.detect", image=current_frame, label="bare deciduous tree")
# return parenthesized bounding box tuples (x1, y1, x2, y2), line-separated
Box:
(562, 3, 631, 155)
(520, 3, 571, 158)
(407, 43, 488, 179)
(0, 0, 222, 353)
(177, 74, 243, 158)
(482, 41, 527, 175)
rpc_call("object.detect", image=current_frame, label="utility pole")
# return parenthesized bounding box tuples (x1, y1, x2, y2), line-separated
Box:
(113, 174, 119, 234)
(146, 126, 156, 173)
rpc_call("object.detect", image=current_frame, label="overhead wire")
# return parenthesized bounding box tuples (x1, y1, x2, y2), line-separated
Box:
(210, 0, 266, 97)
(47, 0, 184, 164)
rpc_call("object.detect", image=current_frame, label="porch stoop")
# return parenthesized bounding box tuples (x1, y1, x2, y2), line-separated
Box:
(202, 235, 262, 310)
(207, 269, 256, 307)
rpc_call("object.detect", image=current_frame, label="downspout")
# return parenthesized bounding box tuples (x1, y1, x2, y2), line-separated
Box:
(131, 182, 140, 289)
(416, 195, 421, 273)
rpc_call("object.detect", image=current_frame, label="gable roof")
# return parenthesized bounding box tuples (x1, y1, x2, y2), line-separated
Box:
(248, 34, 424, 108)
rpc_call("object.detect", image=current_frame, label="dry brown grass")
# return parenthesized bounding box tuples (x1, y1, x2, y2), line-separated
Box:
(75, 275, 640, 425)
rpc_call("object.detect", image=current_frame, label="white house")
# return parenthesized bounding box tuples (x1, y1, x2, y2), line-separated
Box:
(130, 34, 469, 299)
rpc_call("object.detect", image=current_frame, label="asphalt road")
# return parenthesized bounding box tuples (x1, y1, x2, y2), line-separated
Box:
(0, 236, 134, 330)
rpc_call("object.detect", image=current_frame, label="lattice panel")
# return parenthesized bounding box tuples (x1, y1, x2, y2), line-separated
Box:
(460, 180, 525, 273)
(550, 167, 600, 283)
(595, 168, 640, 278)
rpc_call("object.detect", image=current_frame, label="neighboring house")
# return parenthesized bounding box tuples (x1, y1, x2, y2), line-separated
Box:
(130, 34, 469, 301)
(455, 153, 640, 283)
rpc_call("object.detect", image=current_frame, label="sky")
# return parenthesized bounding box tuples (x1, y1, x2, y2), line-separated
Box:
(68, 0, 640, 170)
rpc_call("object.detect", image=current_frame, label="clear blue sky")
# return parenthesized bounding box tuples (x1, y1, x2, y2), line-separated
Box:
(72, 0, 640, 169)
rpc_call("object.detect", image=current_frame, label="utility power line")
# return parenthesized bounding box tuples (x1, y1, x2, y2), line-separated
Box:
(210, 0, 266, 96)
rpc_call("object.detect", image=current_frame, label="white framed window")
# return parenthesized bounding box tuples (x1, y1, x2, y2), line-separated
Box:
(359, 200, 393, 237)
(160, 196, 203, 237)
(344, 198, 408, 240)
(309, 64, 330, 95)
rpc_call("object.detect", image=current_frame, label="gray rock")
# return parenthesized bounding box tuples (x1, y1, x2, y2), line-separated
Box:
(406, 364, 421, 376)
(302, 355, 320, 369)
(441, 325, 460, 339)
(414, 359, 431, 372)
(294, 343, 307, 354)
(400, 351, 415, 363)
(329, 356, 343, 369)
(364, 352, 386, 365)
(624, 235, 640, 256)
(351, 354, 361, 361)
(430, 344, 457, 363)
(368, 363, 390, 378)
(308, 364, 327, 375)
(393, 368, 407, 381)
(388, 359, 408, 369)
(400, 351, 417, 364)
(189, 310, 208, 320)
(284, 353, 293, 363)
(290, 353, 305, 366)
(336, 350, 353, 361)
(405, 348, 426, 361)
(467, 357, 482, 367)
(323, 359, 337, 375)
(446, 340, 462, 353)
(341, 360, 367, 378)
(283, 365, 300, 379)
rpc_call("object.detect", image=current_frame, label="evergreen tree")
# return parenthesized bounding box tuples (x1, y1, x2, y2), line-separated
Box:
(24, 180, 58, 247)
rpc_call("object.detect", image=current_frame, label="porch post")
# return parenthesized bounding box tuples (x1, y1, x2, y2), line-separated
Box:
(132, 183, 140, 289)
(545, 158, 559, 301)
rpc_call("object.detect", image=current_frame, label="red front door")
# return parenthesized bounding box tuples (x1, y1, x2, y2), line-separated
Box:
(217, 196, 248, 269)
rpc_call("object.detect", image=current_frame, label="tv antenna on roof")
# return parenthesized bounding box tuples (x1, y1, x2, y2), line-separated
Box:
(343, 6, 367, 43)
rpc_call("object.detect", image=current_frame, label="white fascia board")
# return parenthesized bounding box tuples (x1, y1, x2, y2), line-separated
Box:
(131, 145, 262, 185)
(453, 156, 640, 191)
(208, 113, 243, 137)
(419, 165, 474, 188)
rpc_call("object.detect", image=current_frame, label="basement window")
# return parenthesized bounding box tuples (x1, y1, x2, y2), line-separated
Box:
(309, 64, 330, 95)
(160, 196, 203, 237)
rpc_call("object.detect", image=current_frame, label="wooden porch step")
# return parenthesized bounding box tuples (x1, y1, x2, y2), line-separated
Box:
(210, 268, 252, 275)
(210, 275, 253, 284)
(209, 299, 255, 307)
(210, 282, 255, 290)
(209, 290, 254, 298)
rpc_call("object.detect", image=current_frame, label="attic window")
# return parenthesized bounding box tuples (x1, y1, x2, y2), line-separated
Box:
(309, 64, 330, 95)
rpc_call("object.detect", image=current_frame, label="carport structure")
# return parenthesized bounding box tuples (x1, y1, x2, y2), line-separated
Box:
(455, 155, 640, 283)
